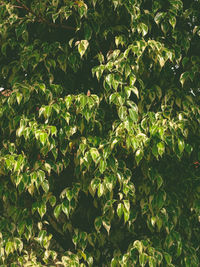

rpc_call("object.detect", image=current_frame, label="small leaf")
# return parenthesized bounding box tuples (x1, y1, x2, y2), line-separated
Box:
(41, 180, 49, 193)
(169, 15, 176, 28)
(135, 149, 143, 165)
(49, 195, 56, 207)
(117, 203, 124, 219)
(16, 92, 23, 105)
(54, 204, 61, 219)
(97, 183, 104, 197)
(178, 138, 184, 154)
(38, 170, 45, 182)
(78, 40, 89, 57)
(5, 241, 13, 256)
(137, 23, 148, 36)
(90, 148, 100, 162)
(151, 216, 156, 227)
(149, 256, 157, 267)
(65, 95, 73, 109)
(156, 217, 162, 231)
(62, 200, 70, 218)
(154, 12, 164, 24)
(163, 252, 172, 265)
(99, 158, 107, 174)
(102, 217, 111, 234)
(129, 108, 138, 122)
(91, 178, 101, 193)
(50, 126, 57, 136)
(180, 72, 189, 87)
(124, 209, 130, 222)
(118, 106, 127, 121)
(38, 203, 46, 218)
(157, 142, 165, 157)
(94, 217, 102, 232)
(40, 132, 48, 146)
(139, 253, 148, 267)
(106, 73, 114, 88)
(133, 240, 143, 254)
(131, 86, 139, 98)
(156, 175, 163, 190)
(80, 94, 87, 107)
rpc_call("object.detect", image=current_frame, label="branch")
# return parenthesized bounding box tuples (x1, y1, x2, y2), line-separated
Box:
(15, 0, 75, 31)
(12, 5, 24, 9)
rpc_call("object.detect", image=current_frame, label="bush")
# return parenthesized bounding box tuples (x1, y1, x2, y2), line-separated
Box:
(0, 0, 200, 266)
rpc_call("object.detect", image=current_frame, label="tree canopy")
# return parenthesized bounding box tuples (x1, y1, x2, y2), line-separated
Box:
(0, 0, 200, 266)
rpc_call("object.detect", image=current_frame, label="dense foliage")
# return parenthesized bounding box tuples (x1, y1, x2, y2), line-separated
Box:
(0, 0, 200, 266)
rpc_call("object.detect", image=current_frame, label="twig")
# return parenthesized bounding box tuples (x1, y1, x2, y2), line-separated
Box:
(12, 5, 24, 9)
(15, 0, 75, 30)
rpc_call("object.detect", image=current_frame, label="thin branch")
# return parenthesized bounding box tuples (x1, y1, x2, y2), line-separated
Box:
(15, 0, 75, 31)
(12, 5, 24, 9)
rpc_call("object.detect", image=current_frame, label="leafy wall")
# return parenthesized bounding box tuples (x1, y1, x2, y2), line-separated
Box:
(0, 0, 200, 266)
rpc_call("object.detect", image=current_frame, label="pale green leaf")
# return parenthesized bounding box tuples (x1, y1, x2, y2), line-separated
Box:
(78, 40, 89, 57)
(117, 203, 124, 219)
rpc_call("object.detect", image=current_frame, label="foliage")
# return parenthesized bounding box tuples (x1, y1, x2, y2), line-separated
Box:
(0, 0, 200, 266)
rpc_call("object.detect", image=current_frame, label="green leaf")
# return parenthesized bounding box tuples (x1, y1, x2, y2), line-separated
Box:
(97, 183, 104, 197)
(62, 200, 70, 218)
(80, 94, 87, 108)
(50, 126, 57, 136)
(118, 106, 127, 121)
(135, 149, 143, 165)
(94, 217, 102, 232)
(131, 86, 139, 98)
(105, 175, 116, 192)
(39, 132, 48, 146)
(41, 180, 49, 193)
(38, 203, 46, 218)
(78, 40, 89, 57)
(5, 241, 13, 256)
(156, 175, 163, 190)
(99, 158, 107, 174)
(124, 209, 130, 222)
(106, 74, 114, 88)
(156, 217, 162, 232)
(65, 95, 73, 109)
(57, 54, 67, 72)
(90, 148, 100, 162)
(139, 253, 148, 267)
(169, 15, 176, 28)
(91, 178, 101, 193)
(129, 108, 138, 122)
(180, 72, 189, 86)
(151, 216, 156, 227)
(178, 139, 185, 154)
(148, 256, 157, 267)
(84, 23, 92, 40)
(16, 92, 23, 105)
(123, 200, 130, 212)
(49, 195, 56, 207)
(117, 203, 124, 219)
(137, 23, 148, 36)
(157, 142, 165, 157)
(133, 240, 143, 254)
(154, 12, 165, 24)
(38, 230, 47, 244)
(54, 204, 62, 219)
(39, 83, 46, 93)
(163, 252, 172, 265)
(38, 170, 45, 183)
(102, 217, 111, 234)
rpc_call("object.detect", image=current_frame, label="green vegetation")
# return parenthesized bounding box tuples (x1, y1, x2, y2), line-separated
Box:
(0, 0, 200, 266)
